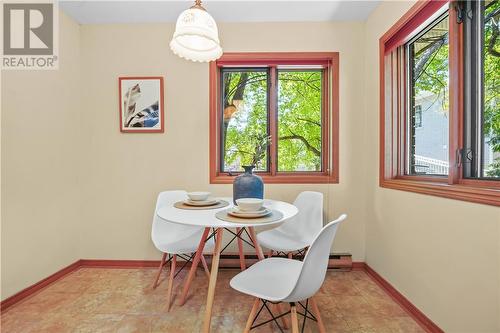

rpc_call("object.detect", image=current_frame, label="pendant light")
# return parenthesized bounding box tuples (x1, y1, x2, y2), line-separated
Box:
(170, 0, 222, 62)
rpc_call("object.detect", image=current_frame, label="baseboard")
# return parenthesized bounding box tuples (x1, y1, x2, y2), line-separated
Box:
(0, 260, 82, 312)
(0, 258, 444, 333)
(79, 259, 160, 268)
(363, 263, 444, 333)
(351, 261, 366, 270)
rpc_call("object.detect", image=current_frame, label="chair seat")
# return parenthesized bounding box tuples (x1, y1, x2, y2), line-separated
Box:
(230, 257, 303, 302)
(156, 229, 215, 255)
(257, 229, 311, 252)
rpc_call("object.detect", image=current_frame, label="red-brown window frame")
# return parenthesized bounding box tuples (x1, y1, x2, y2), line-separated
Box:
(209, 52, 339, 184)
(379, 0, 500, 206)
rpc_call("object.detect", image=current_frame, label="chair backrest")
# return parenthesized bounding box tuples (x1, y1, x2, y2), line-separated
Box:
(283, 214, 347, 302)
(277, 191, 323, 241)
(151, 190, 201, 251)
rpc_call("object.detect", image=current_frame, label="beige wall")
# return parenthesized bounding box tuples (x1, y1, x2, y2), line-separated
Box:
(364, 1, 500, 332)
(1, 12, 82, 299)
(78, 22, 368, 261)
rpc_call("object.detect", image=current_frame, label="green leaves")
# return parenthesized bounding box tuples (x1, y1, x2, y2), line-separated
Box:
(221, 69, 324, 173)
(278, 71, 322, 171)
(222, 71, 268, 171)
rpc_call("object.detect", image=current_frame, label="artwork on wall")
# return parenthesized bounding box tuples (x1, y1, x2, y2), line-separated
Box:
(119, 76, 164, 133)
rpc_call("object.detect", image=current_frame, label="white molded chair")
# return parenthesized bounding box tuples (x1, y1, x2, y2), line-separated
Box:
(257, 191, 323, 258)
(230, 214, 347, 333)
(151, 190, 215, 310)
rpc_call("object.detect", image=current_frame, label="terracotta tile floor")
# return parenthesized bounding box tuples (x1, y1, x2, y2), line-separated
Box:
(1, 268, 424, 333)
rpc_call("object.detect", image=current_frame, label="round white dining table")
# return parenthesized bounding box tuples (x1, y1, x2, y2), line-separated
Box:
(156, 197, 298, 333)
(156, 197, 298, 228)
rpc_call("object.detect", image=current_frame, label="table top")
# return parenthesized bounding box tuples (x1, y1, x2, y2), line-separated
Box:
(156, 197, 298, 228)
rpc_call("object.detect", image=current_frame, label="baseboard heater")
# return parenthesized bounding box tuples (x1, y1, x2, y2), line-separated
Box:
(217, 252, 352, 270)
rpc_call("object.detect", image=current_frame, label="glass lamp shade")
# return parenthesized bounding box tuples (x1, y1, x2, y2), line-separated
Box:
(170, 7, 222, 62)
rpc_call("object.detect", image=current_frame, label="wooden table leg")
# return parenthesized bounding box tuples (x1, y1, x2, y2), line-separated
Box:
(202, 228, 224, 333)
(247, 227, 264, 260)
(236, 227, 246, 270)
(178, 227, 210, 306)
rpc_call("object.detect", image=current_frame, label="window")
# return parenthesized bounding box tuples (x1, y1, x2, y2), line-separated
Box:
(407, 14, 449, 176)
(380, 0, 500, 206)
(277, 70, 323, 172)
(463, 0, 500, 179)
(210, 53, 339, 184)
(221, 69, 269, 172)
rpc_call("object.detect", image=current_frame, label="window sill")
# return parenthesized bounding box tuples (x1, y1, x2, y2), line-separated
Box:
(210, 174, 338, 185)
(380, 178, 500, 206)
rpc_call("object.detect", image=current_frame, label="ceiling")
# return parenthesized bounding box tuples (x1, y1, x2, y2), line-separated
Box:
(59, 1, 381, 24)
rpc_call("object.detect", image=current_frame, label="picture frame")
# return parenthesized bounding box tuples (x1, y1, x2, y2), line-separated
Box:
(119, 76, 164, 133)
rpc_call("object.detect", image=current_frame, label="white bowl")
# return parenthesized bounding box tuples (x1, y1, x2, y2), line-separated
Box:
(187, 192, 211, 201)
(236, 198, 264, 212)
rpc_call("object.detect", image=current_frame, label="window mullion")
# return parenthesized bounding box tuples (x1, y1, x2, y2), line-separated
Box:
(322, 66, 330, 174)
(398, 46, 408, 176)
(269, 66, 278, 176)
(462, 0, 476, 179)
(448, 2, 462, 184)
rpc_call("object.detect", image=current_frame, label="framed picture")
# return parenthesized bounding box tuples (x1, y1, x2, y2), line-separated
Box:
(119, 76, 164, 133)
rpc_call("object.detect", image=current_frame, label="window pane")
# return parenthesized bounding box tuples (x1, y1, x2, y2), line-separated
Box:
(221, 69, 269, 172)
(277, 70, 322, 172)
(481, 0, 500, 178)
(407, 15, 449, 176)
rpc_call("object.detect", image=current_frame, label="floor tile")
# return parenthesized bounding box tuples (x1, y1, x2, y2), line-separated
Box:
(1, 268, 425, 333)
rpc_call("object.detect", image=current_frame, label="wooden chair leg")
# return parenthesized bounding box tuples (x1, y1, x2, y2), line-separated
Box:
(152, 253, 167, 289)
(236, 227, 246, 270)
(267, 250, 273, 258)
(288, 252, 293, 259)
(200, 254, 211, 279)
(244, 298, 260, 333)
(310, 297, 326, 333)
(166, 255, 177, 312)
(290, 303, 299, 333)
(274, 303, 289, 329)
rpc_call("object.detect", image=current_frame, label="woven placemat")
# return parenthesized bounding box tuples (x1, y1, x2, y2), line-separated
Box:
(215, 209, 283, 224)
(173, 200, 230, 210)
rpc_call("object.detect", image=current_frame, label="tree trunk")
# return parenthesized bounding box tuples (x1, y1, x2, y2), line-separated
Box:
(223, 73, 249, 149)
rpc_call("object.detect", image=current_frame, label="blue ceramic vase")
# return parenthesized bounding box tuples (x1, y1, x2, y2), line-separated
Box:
(233, 165, 264, 204)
